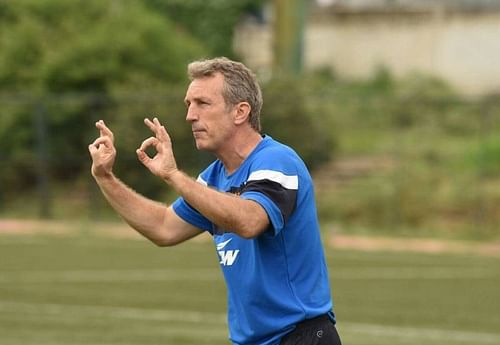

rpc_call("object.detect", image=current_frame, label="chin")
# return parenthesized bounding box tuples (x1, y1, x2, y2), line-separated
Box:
(194, 139, 211, 152)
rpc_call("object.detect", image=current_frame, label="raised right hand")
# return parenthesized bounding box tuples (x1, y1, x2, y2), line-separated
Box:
(136, 117, 179, 182)
(88, 120, 116, 178)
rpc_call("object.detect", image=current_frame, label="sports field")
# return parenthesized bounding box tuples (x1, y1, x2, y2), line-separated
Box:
(1, 229, 499, 345)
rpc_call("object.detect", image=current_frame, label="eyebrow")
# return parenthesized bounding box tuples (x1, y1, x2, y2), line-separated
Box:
(184, 96, 211, 105)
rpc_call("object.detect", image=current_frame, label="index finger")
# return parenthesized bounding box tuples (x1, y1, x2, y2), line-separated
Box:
(144, 117, 169, 141)
(144, 117, 156, 132)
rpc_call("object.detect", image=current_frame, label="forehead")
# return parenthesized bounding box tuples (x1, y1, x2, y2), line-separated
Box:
(185, 73, 225, 99)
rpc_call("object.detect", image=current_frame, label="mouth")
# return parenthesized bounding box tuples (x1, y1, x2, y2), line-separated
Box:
(192, 128, 206, 137)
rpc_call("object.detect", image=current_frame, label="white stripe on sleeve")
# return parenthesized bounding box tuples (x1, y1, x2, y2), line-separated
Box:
(247, 170, 298, 190)
(196, 176, 208, 186)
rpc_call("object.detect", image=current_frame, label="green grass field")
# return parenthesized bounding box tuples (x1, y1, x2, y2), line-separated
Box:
(1, 231, 499, 345)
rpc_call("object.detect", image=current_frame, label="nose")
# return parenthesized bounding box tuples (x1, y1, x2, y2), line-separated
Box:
(186, 105, 198, 122)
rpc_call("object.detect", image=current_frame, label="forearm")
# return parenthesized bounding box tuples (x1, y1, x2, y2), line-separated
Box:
(93, 173, 168, 243)
(165, 170, 268, 238)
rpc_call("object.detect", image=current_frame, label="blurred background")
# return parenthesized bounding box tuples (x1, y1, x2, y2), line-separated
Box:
(1, 1, 500, 345)
(1, 0, 499, 240)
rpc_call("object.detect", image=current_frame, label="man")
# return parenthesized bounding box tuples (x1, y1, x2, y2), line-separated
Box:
(88, 57, 341, 345)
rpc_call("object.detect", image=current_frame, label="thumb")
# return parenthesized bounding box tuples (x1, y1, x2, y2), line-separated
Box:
(88, 144, 99, 158)
(136, 148, 151, 165)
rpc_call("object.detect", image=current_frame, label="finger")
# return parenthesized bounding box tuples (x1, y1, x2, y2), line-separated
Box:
(136, 138, 157, 165)
(91, 136, 113, 149)
(137, 136, 158, 166)
(136, 148, 151, 165)
(156, 121, 171, 142)
(96, 120, 114, 141)
(88, 142, 103, 160)
(137, 136, 159, 153)
(144, 117, 156, 133)
(146, 117, 170, 142)
(88, 143, 98, 155)
(144, 117, 170, 141)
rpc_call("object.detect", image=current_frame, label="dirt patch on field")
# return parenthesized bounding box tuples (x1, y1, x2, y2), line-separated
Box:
(329, 233, 500, 257)
(0, 219, 73, 235)
(0, 218, 138, 238)
(1, 218, 499, 257)
(0, 218, 209, 242)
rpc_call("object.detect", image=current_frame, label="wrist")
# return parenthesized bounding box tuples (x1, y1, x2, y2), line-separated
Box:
(93, 170, 115, 184)
(163, 169, 183, 185)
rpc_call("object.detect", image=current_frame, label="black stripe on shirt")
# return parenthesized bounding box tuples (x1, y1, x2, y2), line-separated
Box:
(242, 179, 297, 224)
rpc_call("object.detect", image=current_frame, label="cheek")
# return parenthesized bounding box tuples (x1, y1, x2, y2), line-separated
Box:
(203, 109, 233, 136)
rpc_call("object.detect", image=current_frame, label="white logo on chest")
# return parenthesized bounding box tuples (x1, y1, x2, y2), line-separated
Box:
(216, 238, 240, 266)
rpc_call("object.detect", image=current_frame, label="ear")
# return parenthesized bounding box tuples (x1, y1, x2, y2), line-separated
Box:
(234, 102, 251, 126)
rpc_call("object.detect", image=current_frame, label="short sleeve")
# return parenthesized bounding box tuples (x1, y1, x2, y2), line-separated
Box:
(240, 152, 299, 235)
(172, 197, 212, 232)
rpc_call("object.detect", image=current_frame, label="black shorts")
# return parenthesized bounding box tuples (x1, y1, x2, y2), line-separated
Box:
(280, 314, 342, 345)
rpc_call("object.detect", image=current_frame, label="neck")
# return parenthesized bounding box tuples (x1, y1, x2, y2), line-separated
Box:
(217, 130, 263, 174)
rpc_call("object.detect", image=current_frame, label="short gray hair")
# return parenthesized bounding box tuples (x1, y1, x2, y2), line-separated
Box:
(187, 57, 263, 132)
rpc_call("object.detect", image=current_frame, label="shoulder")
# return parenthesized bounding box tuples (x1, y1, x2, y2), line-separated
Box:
(252, 136, 308, 175)
(260, 136, 297, 156)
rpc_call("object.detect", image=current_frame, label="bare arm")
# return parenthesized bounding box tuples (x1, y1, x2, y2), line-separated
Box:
(88, 120, 202, 246)
(137, 118, 270, 239)
(93, 173, 202, 246)
(167, 170, 269, 239)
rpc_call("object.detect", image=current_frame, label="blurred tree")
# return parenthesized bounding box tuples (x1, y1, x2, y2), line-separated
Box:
(0, 0, 206, 197)
(0, 0, 339, 217)
(261, 75, 336, 170)
(0, 0, 204, 92)
(144, 0, 265, 57)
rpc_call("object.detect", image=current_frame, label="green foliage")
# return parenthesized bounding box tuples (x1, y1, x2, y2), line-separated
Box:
(0, 0, 204, 91)
(312, 71, 500, 239)
(0, 0, 206, 197)
(1, 0, 499, 240)
(144, 0, 264, 57)
(0, 0, 332, 200)
(261, 75, 336, 170)
(466, 137, 500, 176)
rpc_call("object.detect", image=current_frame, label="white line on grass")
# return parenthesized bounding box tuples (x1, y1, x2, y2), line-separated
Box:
(0, 301, 227, 324)
(332, 267, 498, 280)
(2, 266, 495, 284)
(339, 322, 500, 344)
(1, 301, 499, 344)
(0, 302, 228, 342)
(0, 268, 222, 283)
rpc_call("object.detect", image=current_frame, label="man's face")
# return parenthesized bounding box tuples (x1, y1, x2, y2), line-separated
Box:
(184, 73, 234, 152)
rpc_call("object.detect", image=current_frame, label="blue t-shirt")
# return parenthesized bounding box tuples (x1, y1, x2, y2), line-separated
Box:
(173, 136, 334, 345)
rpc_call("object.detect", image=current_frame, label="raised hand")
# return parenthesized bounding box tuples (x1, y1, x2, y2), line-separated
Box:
(88, 120, 116, 178)
(136, 117, 178, 181)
